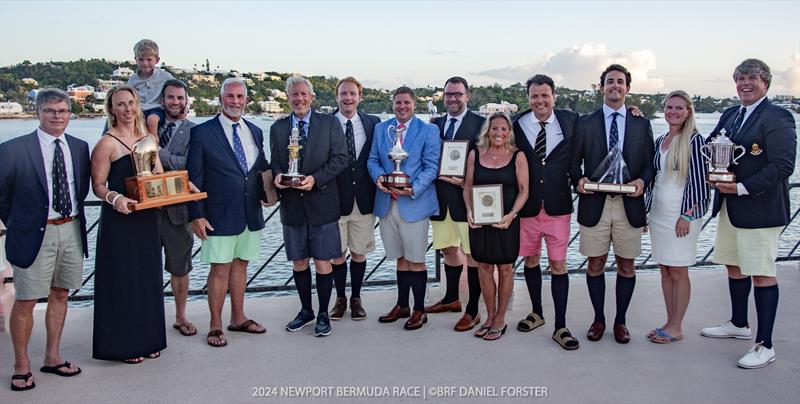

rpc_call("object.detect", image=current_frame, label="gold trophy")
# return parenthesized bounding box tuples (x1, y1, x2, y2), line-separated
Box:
(279, 126, 306, 187)
(381, 124, 411, 189)
(124, 135, 207, 211)
(701, 129, 746, 183)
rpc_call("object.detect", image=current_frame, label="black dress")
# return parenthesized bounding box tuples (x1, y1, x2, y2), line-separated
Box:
(93, 135, 166, 361)
(469, 149, 521, 265)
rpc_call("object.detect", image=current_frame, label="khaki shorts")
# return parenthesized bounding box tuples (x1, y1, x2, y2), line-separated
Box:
(579, 196, 642, 259)
(338, 203, 376, 256)
(379, 201, 430, 264)
(713, 202, 781, 277)
(13, 221, 84, 300)
(431, 211, 470, 254)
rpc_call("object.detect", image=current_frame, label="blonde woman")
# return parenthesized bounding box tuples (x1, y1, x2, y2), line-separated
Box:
(464, 113, 529, 341)
(91, 86, 166, 363)
(645, 90, 709, 343)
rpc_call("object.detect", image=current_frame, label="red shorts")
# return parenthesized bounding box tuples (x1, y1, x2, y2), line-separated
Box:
(518, 208, 571, 261)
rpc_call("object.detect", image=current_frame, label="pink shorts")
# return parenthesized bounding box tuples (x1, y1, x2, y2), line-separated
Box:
(518, 208, 571, 261)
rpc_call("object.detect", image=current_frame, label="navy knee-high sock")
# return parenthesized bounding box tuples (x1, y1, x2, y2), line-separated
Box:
(410, 271, 427, 311)
(729, 277, 752, 328)
(754, 285, 779, 349)
(551, 273, 569, 330)
(465, 266, 481, 317)
(614, 275, 636, 325)
(332, 261, 348, 299)
(586, 273, 605, 323)
(396, 271, 411, 308)
(524, 265, 543, 316)
(442, 264, 462, 304)
(316, 272, 334, 314)
(293, 268, 313, 313)
(350, 260, 367, 299)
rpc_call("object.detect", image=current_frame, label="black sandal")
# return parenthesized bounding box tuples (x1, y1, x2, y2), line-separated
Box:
(11, 372, 36, 391)
(474, 325, 491, 338)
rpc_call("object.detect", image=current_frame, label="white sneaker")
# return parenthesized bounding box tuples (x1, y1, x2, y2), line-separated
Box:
(700, 321, 752, 339)
(737, 343, 776, 369)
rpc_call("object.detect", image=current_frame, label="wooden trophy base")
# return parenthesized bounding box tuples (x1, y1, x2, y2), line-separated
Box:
(707, 172, 736, 183)
(382, 173, 411, 189)
(280, 174, 306, 188)
(125, 170, 207, 211)
(584, 182, 636, 194)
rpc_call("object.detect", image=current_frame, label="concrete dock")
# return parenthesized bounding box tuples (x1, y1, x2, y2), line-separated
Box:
(1, 263, 798, 403)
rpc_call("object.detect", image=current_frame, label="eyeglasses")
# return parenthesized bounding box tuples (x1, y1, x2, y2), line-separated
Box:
(444, 92, 465, 99)
(41, 108, 71, 116)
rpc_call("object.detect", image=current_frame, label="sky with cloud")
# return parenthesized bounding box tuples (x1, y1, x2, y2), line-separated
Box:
(1, 1, 798, 97)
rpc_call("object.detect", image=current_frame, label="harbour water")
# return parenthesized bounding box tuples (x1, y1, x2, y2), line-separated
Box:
(1, 113, 798, 304)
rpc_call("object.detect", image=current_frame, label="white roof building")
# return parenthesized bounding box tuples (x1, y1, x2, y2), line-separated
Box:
(0, 102, 24, 114)
(479, 101, 519, 116)
(113, 67, 134, 78)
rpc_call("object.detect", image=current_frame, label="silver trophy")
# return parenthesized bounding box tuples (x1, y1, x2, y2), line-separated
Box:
(382, 124, 410, 189)
(583, 143, 636, 193)
(427, 100, 439, 119)
(700, 129, 745, 183)
(280, 126, 306, 187)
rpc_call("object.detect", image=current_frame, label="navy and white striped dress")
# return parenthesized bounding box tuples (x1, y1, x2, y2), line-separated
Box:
(647, 132, 710, 266)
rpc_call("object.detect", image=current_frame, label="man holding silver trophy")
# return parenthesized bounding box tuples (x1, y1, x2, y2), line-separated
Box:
(368, 87, 441, 331)
(571, 64, 655, 344)
(699, 59, 796, 369)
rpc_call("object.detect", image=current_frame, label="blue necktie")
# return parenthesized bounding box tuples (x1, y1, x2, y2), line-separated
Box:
(444, 117, 457, 140)
(730, 107, 746, 140)
(345, 120, 356, 163)
(231, 123, 248, 174)
(608, 112, 620, 151)
(52, 139, 72, 218)
(297, 120, 307, 167)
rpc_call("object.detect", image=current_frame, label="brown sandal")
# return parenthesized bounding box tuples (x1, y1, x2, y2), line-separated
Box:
(553, 327, 580, 350)
(207, 329, 228, 347)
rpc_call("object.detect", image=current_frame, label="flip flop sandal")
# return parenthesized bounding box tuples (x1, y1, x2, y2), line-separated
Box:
(40, 361, 82, 377)
(649, 329, 683, 344)
(173, 323, 198, 336)
(474, 325, 491, 338)
(10, 372, 35, 391)
(123, 357, 144, 364)
(227, 319, 266, 334)
(148, 352, 161, 359)
(552, 328, 580, 350)
(517, 312, 545, 332)
(207, 329, 228, 348)
(483, 325, 508, 341)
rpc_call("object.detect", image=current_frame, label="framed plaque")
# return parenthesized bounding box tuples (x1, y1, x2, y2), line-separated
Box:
(439, 140, 469, 177)
(471, 184, 504, 225)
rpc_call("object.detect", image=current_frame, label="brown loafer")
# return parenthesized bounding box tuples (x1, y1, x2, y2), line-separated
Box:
(587, 321, 606, 341)
(350, 297, 366, 320)
(378, 305, 410, 323)
(454, 313, 481, 332)
(404, 310, 428, 330)
(424, 299, 462, 314)
(614, 323, 631, 344)
(330, 297, 347, 320)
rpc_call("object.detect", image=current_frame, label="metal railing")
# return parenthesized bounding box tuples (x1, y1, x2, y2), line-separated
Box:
(2, 184, 797, 302)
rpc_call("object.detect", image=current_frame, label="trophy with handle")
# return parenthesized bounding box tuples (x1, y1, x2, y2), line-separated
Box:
(381, 124, 411, 189)
(700, 129, 746, 183)
(280, 126, 307, 187)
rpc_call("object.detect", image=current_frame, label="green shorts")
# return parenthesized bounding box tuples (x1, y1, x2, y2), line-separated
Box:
(200, 229, 262, 264)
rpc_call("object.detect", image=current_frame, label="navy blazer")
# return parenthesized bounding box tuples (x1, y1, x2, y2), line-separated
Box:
(709, 99, 796, 228)
(334, 111, 381, 216)
(430, 110, 485, 222)
(270, 111, 349, 226)
(0, 131, 90, 268)
(187, 116, 268, 235)
(514, 108, 578, 217)
(570, 108, 655, 228)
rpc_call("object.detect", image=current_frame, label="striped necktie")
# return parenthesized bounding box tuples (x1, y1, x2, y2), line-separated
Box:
(608, 112, 620, 151)
(534, 121, 547, 160)
(729, 107, 746, 140)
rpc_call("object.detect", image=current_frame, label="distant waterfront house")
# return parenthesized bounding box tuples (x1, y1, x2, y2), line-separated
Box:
(479, 101, 519, 116)
(0, 102, 24, 114)
(258, 100, 283, 113)
(22, 78, 38, 86)
(113, 67, 134, 78)
(318, 106, 334, 114)
(191, 74, 217, 84)
(96, 79, 124, 92)
(67, 85, 95, 105)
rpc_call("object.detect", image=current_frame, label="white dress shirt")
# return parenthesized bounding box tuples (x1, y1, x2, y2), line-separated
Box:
(218, 114, 258, 171)
(38, 128, 78, 219)
(442, 108, 468, 140)
(603, 104, 627, 151)
(519, 110, 564, 157)
(336, 112, 367, 157)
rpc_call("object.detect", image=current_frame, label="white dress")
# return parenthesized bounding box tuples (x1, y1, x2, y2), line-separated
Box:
(649, 148, 702, 266)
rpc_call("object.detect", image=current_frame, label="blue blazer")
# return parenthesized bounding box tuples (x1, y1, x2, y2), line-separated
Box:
(709, 99, 796, 228)
(0, 131, 90, 268)
(368, 116, 441, 222)
(187, 116, 268, 235)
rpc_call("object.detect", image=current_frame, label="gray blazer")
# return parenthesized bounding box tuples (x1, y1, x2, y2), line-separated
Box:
(158, 119, 197, 225)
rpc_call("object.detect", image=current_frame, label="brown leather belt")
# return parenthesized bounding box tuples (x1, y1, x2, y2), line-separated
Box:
(47, 215, 78, 225)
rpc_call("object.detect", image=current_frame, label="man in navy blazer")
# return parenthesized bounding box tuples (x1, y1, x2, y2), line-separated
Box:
(329, 77, 381, 321)
(427, 76, 485, 332)
(369, 86, 441, 330)
(270, 75, 349, 337)
(187, 78, 269, 347)
(571, 64, 655, 344)
(514, 74, 580, 350)
(700, 59, 796, 369)
(1, 89, 89, 390)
